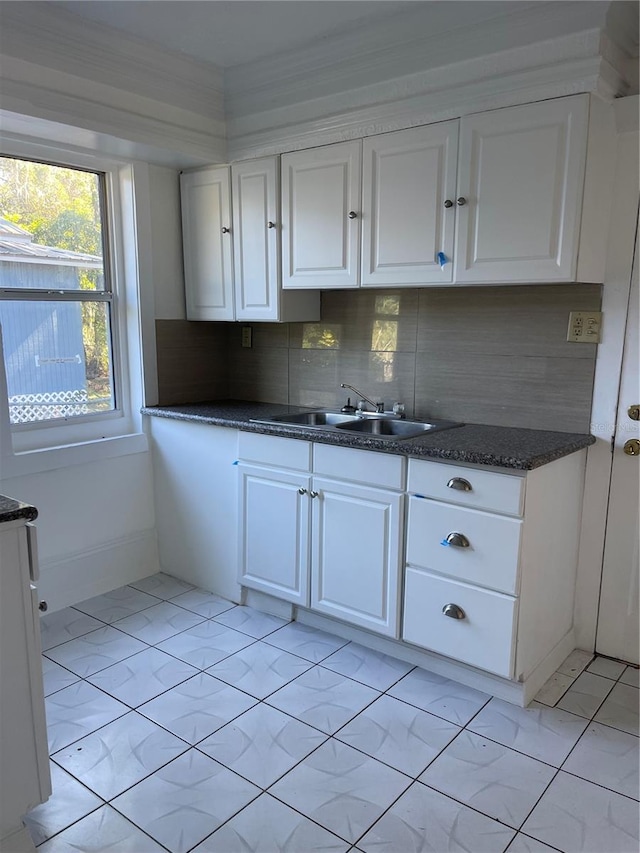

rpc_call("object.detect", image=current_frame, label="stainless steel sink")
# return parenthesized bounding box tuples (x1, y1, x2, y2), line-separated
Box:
(335, 417, 462, 439)
(251, 410, 462, 439)
(251, 410, 361, 428)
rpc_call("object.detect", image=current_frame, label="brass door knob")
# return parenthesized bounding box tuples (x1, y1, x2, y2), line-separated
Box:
(623, 439, 640, 456)
(628, 405, 640, 421)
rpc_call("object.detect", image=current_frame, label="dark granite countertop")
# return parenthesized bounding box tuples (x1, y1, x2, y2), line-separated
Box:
(142, 400, 595, 471)
(0, 494, 38, 524)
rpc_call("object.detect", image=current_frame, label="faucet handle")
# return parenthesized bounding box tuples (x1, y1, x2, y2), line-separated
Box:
(392, 402, 405, 417)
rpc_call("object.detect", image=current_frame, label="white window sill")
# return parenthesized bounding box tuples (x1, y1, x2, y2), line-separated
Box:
(1, 432, 149, 478)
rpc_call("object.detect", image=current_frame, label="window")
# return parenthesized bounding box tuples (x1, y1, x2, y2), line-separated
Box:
(0, 156, 116, 429)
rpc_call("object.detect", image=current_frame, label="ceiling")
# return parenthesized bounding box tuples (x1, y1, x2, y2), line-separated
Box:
(58, 1, 422, 69)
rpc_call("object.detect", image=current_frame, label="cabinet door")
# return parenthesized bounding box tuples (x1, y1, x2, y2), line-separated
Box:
(181, 167, 234, 320)
(238, 464, 311, 605)
(311, 477, 403, 636)
(362, 122, 458, 286)
(454, 95, 589, 283)
(281, 142, 361, 289)
(232, 157, 281, 322)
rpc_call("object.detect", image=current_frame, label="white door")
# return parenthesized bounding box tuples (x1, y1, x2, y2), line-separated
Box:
(181, 167, 234, 320)
(362, 122, 459, 286)
(281, 141, 361, 289)
(232, 157, 281, 322)
(455, 95, 589, 283)
(310, 477, 403, 636)
(238, 464, 311, 605)
(596, 240, 639, 663)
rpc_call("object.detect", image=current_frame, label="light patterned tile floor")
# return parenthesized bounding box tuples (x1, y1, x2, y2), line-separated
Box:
(27, 573, 640, 852)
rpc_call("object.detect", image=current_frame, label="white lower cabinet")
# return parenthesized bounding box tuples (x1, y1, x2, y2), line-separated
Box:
(238, 463, 311, 605)
(311, 476, 403, 636)
(402, 453, 586, 682)
(403, 569, 517, 677)
(238, 435, 404, 636)
(237, 432, 586, 692)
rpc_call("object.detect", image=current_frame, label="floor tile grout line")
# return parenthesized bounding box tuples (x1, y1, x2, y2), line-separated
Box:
(558, 766, 640, 802)
(415, 774, 535, 834)
(555, 677, 616, 723)
(511, 830, 566, 853)
(44, 637, 155, 681)
(41, 579, 638, 852)
(29, 801, 105, 849)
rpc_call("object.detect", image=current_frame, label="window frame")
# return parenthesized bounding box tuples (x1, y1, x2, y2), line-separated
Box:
(0, 140, 145, 463)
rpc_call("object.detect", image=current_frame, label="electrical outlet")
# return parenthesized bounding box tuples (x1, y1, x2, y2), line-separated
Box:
(241, 326, 252, 348)
(567, 311, 602, 343)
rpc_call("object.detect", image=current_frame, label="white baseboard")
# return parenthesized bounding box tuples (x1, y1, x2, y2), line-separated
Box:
(296, 608, 528, 706)
(37, 529, 159, 612)
(244, 588, 294, 619)
(520, 629, 577, 705)
(0, 825, 36, 853)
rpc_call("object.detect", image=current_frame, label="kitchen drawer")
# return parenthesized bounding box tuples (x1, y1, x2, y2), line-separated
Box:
(238, 432, 311, 470)
(313, 443, 405, 490)
(407, 459, 524, 516)
(406, 497, 522, 594)
(403, 567, 517, 677)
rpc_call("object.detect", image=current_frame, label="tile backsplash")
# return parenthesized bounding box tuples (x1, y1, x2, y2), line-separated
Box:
(156, 284, 601, 433)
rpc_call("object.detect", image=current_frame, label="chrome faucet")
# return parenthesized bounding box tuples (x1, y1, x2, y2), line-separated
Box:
(340, 383, 384, 414)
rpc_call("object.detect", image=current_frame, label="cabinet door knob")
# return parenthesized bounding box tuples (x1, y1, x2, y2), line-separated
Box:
(348, 211, 358, 220)
(310, 491, 319, 498)
(446, 532, 470, 548)
(623, 439, 640, 457)
(443, 199, 454, 209)
(268, 221, 276, 229)
(447, 477, 472, 492)
(38, 600, 48, 612)
(442, 603, 466, 620)
(298, 487, 307, 495)
(456, 197, 467, 206)
(221, 227, 230, 234)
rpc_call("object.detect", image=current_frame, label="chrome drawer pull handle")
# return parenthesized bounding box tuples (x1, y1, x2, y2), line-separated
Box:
(443, 603, 466, 620)
(447, 477, 472, 492)
(446, 532, 470, 548)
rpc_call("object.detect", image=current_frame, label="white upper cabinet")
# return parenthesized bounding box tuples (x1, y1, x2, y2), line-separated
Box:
(281, 141, 362, 289)
(182, 159, 319, 321)
(231, 158, 319, 322)
(362, 122, 459, 286)
(232, 158, 280, 321)
(454, 95, 589, 283)
(181, 166, 234, 321)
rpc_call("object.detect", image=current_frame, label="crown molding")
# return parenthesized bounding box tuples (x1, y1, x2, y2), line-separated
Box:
(226, 31, 616, 161)
(225, 1, 611, 119)
(0, 56, 226, 165)
(0, 2, 224, 122)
